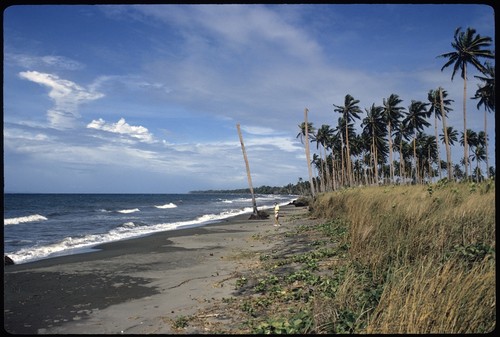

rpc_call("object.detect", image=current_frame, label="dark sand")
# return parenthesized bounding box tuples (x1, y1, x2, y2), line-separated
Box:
(4, 204, 312, 334)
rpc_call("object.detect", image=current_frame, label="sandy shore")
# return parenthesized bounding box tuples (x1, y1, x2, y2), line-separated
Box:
(4, 204, 313, 334)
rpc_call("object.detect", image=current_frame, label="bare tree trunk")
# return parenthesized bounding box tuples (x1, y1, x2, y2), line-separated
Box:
(304, 108, 316, 197)
(236, 124, 258, 215)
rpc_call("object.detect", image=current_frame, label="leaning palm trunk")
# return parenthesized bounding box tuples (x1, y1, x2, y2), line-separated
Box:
(236, 124, 258, 215)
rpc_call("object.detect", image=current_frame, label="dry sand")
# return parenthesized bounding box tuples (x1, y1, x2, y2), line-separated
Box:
(4, 204, 314, 334)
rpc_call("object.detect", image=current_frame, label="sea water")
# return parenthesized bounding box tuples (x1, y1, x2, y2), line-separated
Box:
(3, 193, 296, 264)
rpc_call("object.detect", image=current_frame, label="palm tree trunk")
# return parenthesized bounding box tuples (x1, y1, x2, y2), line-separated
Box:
(388, 122, 394, 183)
(413, 135, 418, 184)
(372, 136, 378, 184)
(484, 109, 489, 179)
(345, 126, 353, 187)
(236, 123, 258, 215)
(330, 154, 337, 191)
(439, 88, 453, 181)
(434, 113, 441, 180)
(399, 139, 405, 184)
(340, 140, 345, 187)
(428, 147, 432, 183)
(322, 146, 331, 191)
(319, 157, 325, 193)
(462, 66, 469, 180)
(304, 108, 316, 197)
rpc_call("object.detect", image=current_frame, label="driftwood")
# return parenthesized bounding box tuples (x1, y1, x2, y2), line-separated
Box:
(248, 210, 269, 220)
(4, 255, 15, 266)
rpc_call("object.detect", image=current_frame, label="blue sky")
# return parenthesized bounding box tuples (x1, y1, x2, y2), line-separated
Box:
(3, 4, 495, 193)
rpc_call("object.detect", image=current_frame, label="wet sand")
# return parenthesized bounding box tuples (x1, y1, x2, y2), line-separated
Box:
(4, 204, 312, 334)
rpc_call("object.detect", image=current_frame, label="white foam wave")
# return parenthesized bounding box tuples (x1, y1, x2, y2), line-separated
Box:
(117, 208, 140, 214)
(154, 203, 177, 209)
(6, 205, 263, 264)
(4, 214, 48, 226)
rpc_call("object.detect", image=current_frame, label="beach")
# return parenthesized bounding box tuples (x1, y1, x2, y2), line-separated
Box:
(4, 204, 314, 334)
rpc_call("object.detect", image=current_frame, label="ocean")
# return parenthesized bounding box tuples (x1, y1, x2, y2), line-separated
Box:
(3, 193, 296, 265)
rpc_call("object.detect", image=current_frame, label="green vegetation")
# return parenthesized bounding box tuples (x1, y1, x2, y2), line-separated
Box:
(189, 181, 310, 195)
(200, 181, 494, 334)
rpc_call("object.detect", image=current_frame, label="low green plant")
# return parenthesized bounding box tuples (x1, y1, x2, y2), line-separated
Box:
(253, 310, 314, 334)
(172, 315, 190, 329)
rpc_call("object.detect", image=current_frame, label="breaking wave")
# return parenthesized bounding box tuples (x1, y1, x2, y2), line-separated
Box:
(4, 214, 48, 226)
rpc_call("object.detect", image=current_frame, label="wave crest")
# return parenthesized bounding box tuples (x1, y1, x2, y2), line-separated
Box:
(155, 203, 177, 209)
(117, 208, 140, 214)
(4, 214, 48, 226)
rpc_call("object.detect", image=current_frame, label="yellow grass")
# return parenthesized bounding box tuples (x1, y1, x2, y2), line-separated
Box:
(310, 181, 495, 333)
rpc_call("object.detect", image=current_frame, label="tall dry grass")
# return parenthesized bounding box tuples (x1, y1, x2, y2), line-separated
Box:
(310, 180, 495, 333)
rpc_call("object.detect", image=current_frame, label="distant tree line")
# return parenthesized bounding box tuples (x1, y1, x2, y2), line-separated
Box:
(190, 179, 310, 195)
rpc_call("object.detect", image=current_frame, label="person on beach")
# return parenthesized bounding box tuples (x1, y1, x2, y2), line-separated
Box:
(274, 202, 280, 226)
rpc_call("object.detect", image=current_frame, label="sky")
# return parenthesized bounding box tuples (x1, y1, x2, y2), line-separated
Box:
(3, 4, 496, 193)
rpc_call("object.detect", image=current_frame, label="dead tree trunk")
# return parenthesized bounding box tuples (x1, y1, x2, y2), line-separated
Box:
(236, 123, 259, 216)
(304, 108, 316, 198)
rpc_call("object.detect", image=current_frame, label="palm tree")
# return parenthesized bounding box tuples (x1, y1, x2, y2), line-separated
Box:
(326, 131, 342, 190)
(453, 163, 465, 181)
(472, 62, 495, 179)
(296, 122, 315, 144)
(439, 126, 459, 180)
(349, 133, 364, 185)
(361, 103, 386, 184)
(460, 129, 477, 159)
(427, 88, 454, 180)
(314, 125, 334, 192)
(440, 126, 459, 147)
(382, 94, 405, 183)
(438, 88, 455, 180)
(470, 131, 487, 182)
(333, 94, 362, 187)
(416, 132, 438, 182)
(438, 26, 494, 180)
(333, 117, 348, 187)
(403, 100, 431, 183)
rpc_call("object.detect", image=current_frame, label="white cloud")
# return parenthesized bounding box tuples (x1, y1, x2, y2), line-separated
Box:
(5, 53, 84, 70)
(240, 125, 277, 136)
(19, 71, 104, 129)
(87, 117, 155, 143)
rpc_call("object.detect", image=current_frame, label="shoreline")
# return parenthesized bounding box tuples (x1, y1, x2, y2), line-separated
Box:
(5, 197, 295, 267)
(4, 204, 312, 334)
